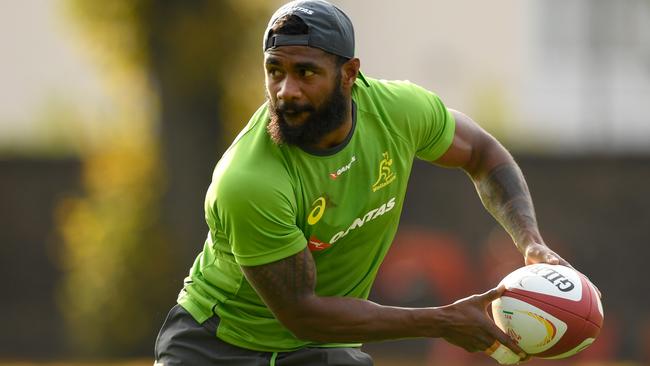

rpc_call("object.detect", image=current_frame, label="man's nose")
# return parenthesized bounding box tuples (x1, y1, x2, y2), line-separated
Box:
(277, 76, 302, 102)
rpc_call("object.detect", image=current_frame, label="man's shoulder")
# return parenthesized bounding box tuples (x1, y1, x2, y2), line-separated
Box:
(355, 77, 437, 110)
(359, 76, 429, 94)
(211, 120, 293, 205)
(215, 147, 290, 194)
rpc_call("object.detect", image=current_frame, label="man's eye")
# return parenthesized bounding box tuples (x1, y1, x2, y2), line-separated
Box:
(268, 69, 283, 77)
(301, 69, 315, 77)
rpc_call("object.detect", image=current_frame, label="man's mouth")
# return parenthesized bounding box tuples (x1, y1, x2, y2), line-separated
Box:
(282, 110, 308, 124)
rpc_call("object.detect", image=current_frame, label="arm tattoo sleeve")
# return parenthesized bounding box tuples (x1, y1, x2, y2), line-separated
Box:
(241, 248, 316, 307)
(475, 162, 541, 250)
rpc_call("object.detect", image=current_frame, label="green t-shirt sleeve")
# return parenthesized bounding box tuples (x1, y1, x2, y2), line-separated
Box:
(387, 81, 456, 161)
(414, 89, 456, 161)
(215, 171, 307, 267)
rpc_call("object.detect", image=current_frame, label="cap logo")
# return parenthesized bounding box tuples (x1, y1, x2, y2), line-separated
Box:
(291, 6, 314, 15)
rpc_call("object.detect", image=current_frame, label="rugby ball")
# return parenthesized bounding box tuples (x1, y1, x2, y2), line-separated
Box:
(491, 264, 603, 359)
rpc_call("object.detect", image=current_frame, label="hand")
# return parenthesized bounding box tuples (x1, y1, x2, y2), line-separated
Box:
(523, 243, 602, 298)
(523, 242, 571, 267)
(438, 286, 527, 360)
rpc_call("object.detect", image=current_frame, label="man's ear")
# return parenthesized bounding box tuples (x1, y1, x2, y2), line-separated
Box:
(341, 58, 361, 89)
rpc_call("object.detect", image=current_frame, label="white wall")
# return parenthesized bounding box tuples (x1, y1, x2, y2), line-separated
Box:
(2, 0, 648, 153)
(335, 0, 650, 153)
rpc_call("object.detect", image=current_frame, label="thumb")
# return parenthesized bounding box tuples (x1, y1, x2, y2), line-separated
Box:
(479, 285, 506, 304)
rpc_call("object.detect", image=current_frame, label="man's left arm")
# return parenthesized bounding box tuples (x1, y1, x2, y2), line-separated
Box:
(433, 109, 569, 266)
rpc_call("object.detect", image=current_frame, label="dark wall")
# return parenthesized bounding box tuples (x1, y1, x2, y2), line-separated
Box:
(0, 158, 81, 359)
(402, 156, 649, 316)
(368, 155, 650, 361)
(0, 155, 648, 360)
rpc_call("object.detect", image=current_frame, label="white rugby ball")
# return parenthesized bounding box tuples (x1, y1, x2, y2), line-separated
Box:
(491, 264, 603, 359)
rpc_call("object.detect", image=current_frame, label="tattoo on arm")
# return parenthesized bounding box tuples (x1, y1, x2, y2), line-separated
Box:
(475, 163, 541, 250)
(241, 248, 316, 309)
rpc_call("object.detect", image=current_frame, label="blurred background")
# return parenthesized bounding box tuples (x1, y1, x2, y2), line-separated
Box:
(0, 0, 648, 365)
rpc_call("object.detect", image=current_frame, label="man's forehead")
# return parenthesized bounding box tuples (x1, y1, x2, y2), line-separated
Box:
(264, 45, 335, 65)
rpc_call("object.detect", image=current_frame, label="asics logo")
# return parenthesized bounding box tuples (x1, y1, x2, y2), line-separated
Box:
(307, 197, 326, 225)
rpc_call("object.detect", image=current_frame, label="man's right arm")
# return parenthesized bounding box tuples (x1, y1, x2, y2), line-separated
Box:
(241, 247, 525, 356)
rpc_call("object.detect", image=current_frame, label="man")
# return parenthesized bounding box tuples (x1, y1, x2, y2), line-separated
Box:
(154, 1, 571, 365)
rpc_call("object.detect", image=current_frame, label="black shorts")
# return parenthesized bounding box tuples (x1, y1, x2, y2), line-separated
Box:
(154, 304, 374, 366)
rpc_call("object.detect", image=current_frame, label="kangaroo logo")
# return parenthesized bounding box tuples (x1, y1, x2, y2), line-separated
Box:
(372, 151, 396, 192)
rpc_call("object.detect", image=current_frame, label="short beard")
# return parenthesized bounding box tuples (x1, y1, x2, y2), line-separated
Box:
(266, 76, 348, 148)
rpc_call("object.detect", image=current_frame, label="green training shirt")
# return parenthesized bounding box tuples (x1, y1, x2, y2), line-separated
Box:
(177, 76, 456, 352)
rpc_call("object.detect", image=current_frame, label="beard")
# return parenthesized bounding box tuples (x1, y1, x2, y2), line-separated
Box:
(266, 76, 348, 148)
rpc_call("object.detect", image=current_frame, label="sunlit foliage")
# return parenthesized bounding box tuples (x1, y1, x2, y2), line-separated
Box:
(56, 0, 277, 356)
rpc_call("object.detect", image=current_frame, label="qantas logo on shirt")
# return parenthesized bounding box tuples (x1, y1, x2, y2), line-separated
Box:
(306, 197, 332, 251)
(372, 152, 396, 192)
(308, 235, 331, 251)
(329, 155, 357, 179)
(329, 197, 396, 243)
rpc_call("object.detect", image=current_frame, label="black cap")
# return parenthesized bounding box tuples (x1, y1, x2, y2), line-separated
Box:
(263, 0, 355, 59)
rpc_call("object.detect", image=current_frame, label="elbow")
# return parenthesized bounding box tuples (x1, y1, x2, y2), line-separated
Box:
(466, 134, 511, 181)
(273, 302, 334, 342)
(277, 313, 329, 342)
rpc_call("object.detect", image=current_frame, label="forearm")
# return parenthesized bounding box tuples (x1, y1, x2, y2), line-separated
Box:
(242, 244, 524, 352)
(283, 295, 442, 342)
(286, 288, 527, 359)
(468, 140, 542, 252)
(435, 110, 543, 251)
(242, 248, 447, 343)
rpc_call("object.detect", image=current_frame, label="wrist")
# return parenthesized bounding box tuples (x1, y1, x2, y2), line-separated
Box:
(514, 233, 544, 253)
(413, 306, 448, 338)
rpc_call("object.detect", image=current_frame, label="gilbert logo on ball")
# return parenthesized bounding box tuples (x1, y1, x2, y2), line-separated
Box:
(491, 264, 603, 359)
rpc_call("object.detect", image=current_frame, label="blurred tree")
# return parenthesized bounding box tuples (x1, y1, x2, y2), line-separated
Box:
(57, 0, 276, 357)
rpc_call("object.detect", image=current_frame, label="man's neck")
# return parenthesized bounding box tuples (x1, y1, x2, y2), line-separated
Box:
(308, 99, 354, 150)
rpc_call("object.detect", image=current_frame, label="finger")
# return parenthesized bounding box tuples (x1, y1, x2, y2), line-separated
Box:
(485, 341, 523, 365)
(544, 253, 560, 265)
(499, 337, 526, 360)
(525, 244, 560, 264)
(541, 248, 572, 268)
(488, 324, 527, 359)
(586, 277, 602, 299)
(479, 285, 506, 304)
(484, 340, 501, 356)
(552, 253, 570, 266)
(558, 258, 573, 268)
